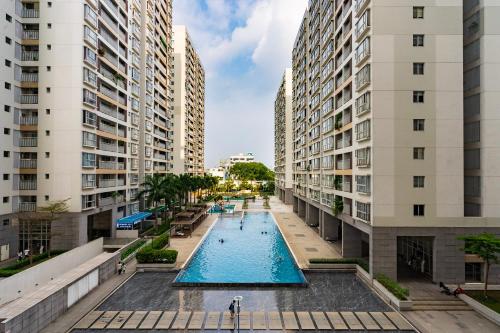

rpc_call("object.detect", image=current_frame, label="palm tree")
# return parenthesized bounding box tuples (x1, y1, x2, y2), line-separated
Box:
(136, 174, 165, 227)
(178, 173, 193, 206)
(162, 173, 180, 219)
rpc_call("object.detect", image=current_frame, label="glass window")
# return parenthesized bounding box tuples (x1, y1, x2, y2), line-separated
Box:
(82, 152, 96, 167)
(413, 62, 424, 75)
(84, 46, 97, 66)
(413, 147, 425, 160)
(355, 119, 371, 141)
(413, 91, 425, 103)
(413, 176, 425, 188)
(83, 25, 97, 47)
(413, 119, 425, 131)
(413, 204, 425, 216)
(356, 201, 371, 222)
(82, 131, 97, 147)
(82, 110, 97, 127)
(413, 6, 424, 19)
(413, 34, 424, 47)
(84, 5, 98, 27)
(83, 67, 97, 87)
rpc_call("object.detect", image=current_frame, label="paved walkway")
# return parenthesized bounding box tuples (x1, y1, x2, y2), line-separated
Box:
(41, 260, 137, 333)
(403, 310, 500, 333)
(268, 197, 341, 268)
(169, 213, 218, 269)
(73, 309, 415, 331)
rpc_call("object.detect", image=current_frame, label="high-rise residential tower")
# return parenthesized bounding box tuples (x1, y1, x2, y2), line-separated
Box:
(0, 0, 174, 259)
(172, 25, 205, 176)
(274, 68, 294, 204)
(286, 0, 500, 284)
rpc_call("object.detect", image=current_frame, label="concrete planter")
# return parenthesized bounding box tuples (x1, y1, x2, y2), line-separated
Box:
(308, 263, 357, 270)
(136, 262, 177, 272)
(372, 279, 413, 310)
(459, 294, 500, 326)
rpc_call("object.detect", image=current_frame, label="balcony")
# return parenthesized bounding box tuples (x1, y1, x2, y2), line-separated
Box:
(99, 142, 117, 152)
(356, 98, 370, 116)
(98, 179, 117, 188)
(99, 84, 118, 101)
(20, 72, 38, 83)
(355, 0, 369, 17)
(18, 202, 37, 212)
(21, 50, 39, 62)
(336, 159, 352, 170)
(19, 159, 37, 169)
(21, 8, 39, 18)
(19, 137, 37, 147)
(20, 94, 38, 104)
(19, 115, 38, 125)
(99, 121, 116, 135)
(19, 180, 37, 190)
(23, 30, 39, 40)
(99, 160, 116, 170)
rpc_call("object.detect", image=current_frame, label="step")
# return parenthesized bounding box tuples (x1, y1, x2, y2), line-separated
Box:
(411, 305, 472, 311)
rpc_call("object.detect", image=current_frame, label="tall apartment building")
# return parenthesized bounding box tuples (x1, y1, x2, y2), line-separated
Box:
(172, 25, 205, 175)
(0, 0, 174, 260)
(286, 0, 500, 284)
(274, 68, 293, 204)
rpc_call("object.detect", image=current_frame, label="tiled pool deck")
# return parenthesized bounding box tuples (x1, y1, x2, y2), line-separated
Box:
(72, 272, 416, 332)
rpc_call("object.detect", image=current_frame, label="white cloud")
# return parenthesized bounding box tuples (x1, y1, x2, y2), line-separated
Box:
(173, 0, 308, 167)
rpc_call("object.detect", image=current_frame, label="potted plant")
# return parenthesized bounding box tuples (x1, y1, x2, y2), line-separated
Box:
(332, 196, 344, 216)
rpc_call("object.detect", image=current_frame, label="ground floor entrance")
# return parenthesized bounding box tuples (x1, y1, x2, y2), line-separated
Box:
(397, 236, 434, 281)
(87, 210, 113, 241)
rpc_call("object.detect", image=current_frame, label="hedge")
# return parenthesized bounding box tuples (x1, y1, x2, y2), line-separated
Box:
(151, 233, 169, 249)
(120, 240, 147, 260)
(308, 258, 370, 273)
(136, 247, 178, 264)
(375, 273, 409, 300)
(0, 250, 66, 277)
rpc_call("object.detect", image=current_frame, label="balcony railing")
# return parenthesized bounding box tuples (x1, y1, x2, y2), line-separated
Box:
(23, 30, 39, 40)
(21, 8, 39, 18)
(336, 159, 352, 170)
(99, 122, 116, 135)
(19, 159, 37, 168)
(18, 202, 37, 212)
(19, 137, 37, 147)
(19, 116, 38, 125)
(98, 179, 117, 188)
(99, 84, 118, 101)
(20, 94, 38, 104)
(99, 160, 116, 169)
(99, 142, 117, 152)
(20, 72, 38, 82)
(21, 51, 39, 61)
(19, 180, 37, 190)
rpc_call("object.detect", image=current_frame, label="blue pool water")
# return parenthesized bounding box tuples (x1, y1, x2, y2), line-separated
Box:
(174, 212, 306, 284)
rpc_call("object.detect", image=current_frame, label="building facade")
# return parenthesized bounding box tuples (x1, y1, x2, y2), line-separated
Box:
(0, 0, 174, 259)
(286, 0, 500, 284)
(274, 68, 294, 204)
(172, 25, 205, 176)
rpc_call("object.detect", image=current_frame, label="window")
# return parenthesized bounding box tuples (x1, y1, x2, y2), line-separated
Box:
(356, 175, 371, 194)
(4, 105, 10, 112)
(45, 195, 49, 201)
(2, 219, 9, 226)
(45, 130, 50, 136)
(3, 128, 10, 135)
(3, 174, 8, 180)
(47, 44, 51, 50)
(413, 63, 424, 75)
(47, 23, 51, 29)
(355, 147, 371, 167)
(413, 204, 425, 216)
(46, 66, 51, 71)
(82, 131, 97, 147)
(413, 91, 425, 103)
(45, 174, 49, 179)
(83, 47, 97, 67)
(82, 152, 96, 167)
(82, 110, 97, 127)
(83, 67, 97, 87)
(4, 82, 11, 89)
(45, 152, 50, 158)
(46, 87, 50, 93)
(413, 147, 425, 160)
(356, 201, 371, 222)
(5, 59, 11, 67)
(5, 37, 11, 45)
(84, 25, 97, 47)
(46, 108, 50, 115)
(413, 119, 425, 131)
(6, 14, 12, 22)
(413, 176, 425, 188)
(3, 197, 9, 203)
(355, 119, 371, 141)
(413, 6, 424, 19)
(82, 194, 96, 209)
(82, 174, 96, 188)
(83, 89, 96, 106)
(413, 34, 424, 47)
(3, 151, 10, 157)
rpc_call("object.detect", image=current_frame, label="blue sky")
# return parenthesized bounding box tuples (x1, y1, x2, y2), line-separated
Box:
(173, 0, 307, 168)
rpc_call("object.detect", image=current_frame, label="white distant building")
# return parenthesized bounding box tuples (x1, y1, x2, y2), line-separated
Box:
(219, 153, 255, 180)
(206, 167, 224, 179)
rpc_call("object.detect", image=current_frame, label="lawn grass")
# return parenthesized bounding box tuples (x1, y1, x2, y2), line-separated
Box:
(466, 290, 500, 313)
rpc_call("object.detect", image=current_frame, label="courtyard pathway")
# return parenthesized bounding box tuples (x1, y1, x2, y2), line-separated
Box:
(269, 196, 341, 268)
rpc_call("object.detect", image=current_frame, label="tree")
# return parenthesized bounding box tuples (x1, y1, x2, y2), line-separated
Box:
(223, 179, 235, 193)
(229, 162, 274, 181)
(136, 174, 165, 227)
(458, 233, 500, 297)
(332, 196, 344, 216)
(38, 199, 70, 258)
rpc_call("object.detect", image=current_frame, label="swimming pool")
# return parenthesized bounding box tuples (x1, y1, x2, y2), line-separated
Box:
(174, 212, 307, 286)
(207, 204, 235, 214)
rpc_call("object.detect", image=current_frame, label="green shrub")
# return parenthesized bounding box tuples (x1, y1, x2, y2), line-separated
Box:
(136, 247, 178, 264)
(121, 240, 147, 260)
(375, 273, 409, 300)
(308, 258, 369, 273)
(151, 233, 169, 249)
(0, 269, 22, 277)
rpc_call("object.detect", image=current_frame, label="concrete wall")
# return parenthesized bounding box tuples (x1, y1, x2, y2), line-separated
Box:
(116, 229, 138, 239)
(0, 238, 104, 306)
(0, 223, 18, 259)
(0, 254, 118, 333)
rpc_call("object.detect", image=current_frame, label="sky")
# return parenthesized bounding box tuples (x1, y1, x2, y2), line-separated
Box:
(173, 0, 308, 168)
